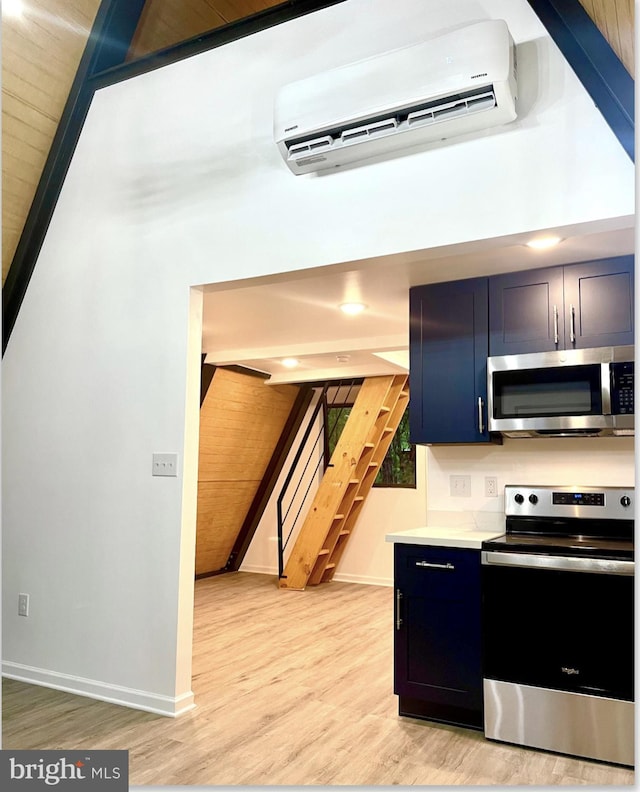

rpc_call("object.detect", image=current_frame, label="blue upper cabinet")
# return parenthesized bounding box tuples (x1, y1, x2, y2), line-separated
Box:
(490, 256, 634, 355)
(489, 267, 565, 354)
(563, 257, 634, 349)
(410, 278, 493, 444)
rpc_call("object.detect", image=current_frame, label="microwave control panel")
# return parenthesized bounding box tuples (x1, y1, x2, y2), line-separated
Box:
(611, 361, 634, 415)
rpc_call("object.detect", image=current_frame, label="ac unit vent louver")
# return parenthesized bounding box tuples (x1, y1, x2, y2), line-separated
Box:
(274, 19, 517, 174)
(286, 86, 497, 163)
(341, 117, 399, 144)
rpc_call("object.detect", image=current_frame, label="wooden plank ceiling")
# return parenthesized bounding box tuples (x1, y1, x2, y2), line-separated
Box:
(1, 0, 635, 285)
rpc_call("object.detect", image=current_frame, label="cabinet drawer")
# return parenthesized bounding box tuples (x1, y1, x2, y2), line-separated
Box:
(394, 544, 480, 595)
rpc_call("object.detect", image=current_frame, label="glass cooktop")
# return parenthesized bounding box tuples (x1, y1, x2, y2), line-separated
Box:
(483, 532, 634, 561)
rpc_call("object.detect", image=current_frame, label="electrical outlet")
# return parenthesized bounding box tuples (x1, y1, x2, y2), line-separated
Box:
(485, 476, 498, 497)
(18, 593, 29, 617)
(152, 453, 178, 477)
(450, 475, 471, 497)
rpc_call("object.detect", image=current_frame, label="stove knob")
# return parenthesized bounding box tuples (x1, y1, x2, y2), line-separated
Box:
(514, 493, 524, 505)
(529, 494, 539, 505)
(621, 495, 631, 508)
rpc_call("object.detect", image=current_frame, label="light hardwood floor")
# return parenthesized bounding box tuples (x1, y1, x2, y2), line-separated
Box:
(2, 572, 635, 785)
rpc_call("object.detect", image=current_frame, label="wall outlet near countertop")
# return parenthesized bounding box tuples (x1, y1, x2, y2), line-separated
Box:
(485, 476, 498, 497)
(450, 475, 471, 497)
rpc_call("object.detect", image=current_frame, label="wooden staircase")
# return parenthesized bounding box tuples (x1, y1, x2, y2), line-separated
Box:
(279, 374, 409, 590)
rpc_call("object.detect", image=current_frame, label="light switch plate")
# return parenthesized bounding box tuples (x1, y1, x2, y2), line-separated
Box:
(450, 475, 471, 497)
(18, 593, 29, 617)
(152, 453, 178, 477)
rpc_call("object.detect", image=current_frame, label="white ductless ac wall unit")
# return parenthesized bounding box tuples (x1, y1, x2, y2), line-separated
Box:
(274, 19, 518, 175)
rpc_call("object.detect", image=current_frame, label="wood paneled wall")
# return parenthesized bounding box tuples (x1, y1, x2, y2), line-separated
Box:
(196, 368, 299, 576)
(578, 0, 634, 74)
(2, 0, 102, 283)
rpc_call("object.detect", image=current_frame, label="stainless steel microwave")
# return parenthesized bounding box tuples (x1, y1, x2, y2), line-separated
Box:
(487, 346, 634, 438)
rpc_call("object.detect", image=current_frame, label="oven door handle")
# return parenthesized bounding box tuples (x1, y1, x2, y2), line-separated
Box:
(481, 551, 634, 576)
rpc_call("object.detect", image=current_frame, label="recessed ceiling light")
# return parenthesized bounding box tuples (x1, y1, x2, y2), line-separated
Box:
(526, 236, 563, 250)
(336, 355, 351, 363)
(339, 302, 367, 316)
(281, 357, 299, 368)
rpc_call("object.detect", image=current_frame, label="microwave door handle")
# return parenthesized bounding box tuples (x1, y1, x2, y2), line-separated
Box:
(602, 363, 612, 414)
(553, 304, 559, 346)
(478, 396, 484, 434)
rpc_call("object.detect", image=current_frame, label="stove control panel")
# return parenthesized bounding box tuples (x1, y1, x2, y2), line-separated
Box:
(552, 491, 604, 506)
(505, 485, 634, 520)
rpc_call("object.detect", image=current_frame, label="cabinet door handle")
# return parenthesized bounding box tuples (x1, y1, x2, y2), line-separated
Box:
(553, 304, 559, 345)
(396, 589, 403, 630)
(569, 304, 576, 344)
(415, 561, 455, 570)
(477, 396, 484, 434)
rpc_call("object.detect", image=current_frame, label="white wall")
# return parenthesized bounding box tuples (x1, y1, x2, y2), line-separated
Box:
(426, 437, 634, 531)
(2, 0, 634, 714)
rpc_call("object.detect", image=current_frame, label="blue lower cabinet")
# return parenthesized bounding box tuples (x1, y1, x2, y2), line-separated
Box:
(394, 544, 483, 729)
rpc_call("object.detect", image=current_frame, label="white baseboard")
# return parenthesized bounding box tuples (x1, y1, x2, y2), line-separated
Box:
(2, 662, 195, 718)
(237, 563, 277, 576)
(238, 563, 392, 587)
(333, 571, 393, 587)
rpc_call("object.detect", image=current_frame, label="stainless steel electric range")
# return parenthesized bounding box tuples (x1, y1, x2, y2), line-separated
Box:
(481, 485, 634, 766)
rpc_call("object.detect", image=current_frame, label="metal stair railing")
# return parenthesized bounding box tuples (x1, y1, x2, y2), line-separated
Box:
(276, 379, 360, 579)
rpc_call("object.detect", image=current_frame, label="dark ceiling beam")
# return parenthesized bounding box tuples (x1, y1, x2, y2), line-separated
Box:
(528, 0, 634, 161)
(89, 0, 346, 90)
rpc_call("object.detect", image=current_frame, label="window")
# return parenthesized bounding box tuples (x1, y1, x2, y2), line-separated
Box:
(325, 403, 416, 488)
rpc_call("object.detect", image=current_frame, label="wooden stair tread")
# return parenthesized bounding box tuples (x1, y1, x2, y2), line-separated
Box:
(339, 529, 350, 536)
(383, 426, 393, 433)
(318, 549, 330, 556)
(354, 496, 364, 502)
(363, 442, 375, 449)
(333, 513, 345, 520)
(349, 478, 360, 484)
(379, 405, 391, 413)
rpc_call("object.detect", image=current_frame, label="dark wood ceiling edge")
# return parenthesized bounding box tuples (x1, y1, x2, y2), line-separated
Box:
(87, 0, 347, 90)
(528, 0, 634, 161)
(2, 0, 147, 355)
(225, 384, 315, 573)
(1, 0, 346, 356)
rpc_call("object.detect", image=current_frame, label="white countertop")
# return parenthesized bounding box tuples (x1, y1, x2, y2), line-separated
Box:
(385, 526, 503, 549)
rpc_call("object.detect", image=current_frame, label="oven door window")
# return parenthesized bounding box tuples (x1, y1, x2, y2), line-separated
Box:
(492, 364, 602, 419)
(482, 564, 633, 701)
